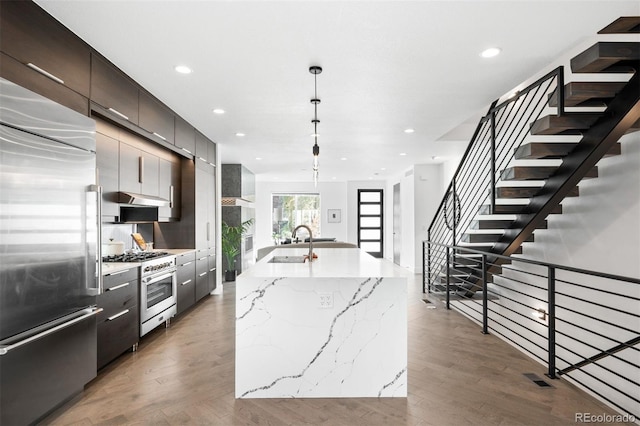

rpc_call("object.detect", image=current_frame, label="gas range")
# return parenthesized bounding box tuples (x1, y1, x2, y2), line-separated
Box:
(101, 251, 178, 337)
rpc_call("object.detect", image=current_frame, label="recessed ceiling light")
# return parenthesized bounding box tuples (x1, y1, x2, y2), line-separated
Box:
(404, 128, 415, 133)
(480, 47, 501, 58)
(381, 167, 386, 171)
(236, 132, 245, 137)
(332, 176, 337, 180)
(340, 157, 347, 161)
(400, 152, 407, 156)
(174, 65, 192, 74)
(256, 157, 262, 160)
(431, 156, 439, 160)
(213, 108, 225, 114)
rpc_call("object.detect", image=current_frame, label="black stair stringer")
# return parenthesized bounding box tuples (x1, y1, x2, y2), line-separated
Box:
(494, 71, 640, 256)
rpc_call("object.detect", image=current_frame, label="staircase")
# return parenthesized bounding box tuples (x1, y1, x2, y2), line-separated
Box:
(427, 17, 640, 297)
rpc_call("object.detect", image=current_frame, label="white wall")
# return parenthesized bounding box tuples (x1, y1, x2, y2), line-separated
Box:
(521, 132, 640, 278)
(384, 165, 445, 273)
(254, 180, 347, 251)
(413, 164, 444, 271)
(385, 170, 414, 268)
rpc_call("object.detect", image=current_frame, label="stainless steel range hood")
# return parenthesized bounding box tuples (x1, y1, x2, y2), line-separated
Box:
(118, 191, 170, 207)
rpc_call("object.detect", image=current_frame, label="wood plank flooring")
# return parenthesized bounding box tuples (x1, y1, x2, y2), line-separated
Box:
(40, 273, 624, 425)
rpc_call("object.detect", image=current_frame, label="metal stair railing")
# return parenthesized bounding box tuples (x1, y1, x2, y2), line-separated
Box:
(423, 241, 640, 420)
(425, 66, 566, 295)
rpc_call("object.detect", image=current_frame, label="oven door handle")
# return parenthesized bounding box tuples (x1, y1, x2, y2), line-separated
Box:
(143, 270, 176, 285)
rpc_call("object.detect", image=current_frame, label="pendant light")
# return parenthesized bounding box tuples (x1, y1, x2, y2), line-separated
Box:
(309, 65, 322, 186)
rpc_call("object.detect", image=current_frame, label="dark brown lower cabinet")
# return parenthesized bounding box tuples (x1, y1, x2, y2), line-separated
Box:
(97, 268, 139, 370)
(176, 251, 196, 315)
(208, 249, 217, 293)
(195, 251, 210, 301)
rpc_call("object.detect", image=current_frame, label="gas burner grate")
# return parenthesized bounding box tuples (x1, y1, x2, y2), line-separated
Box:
(102, 252, 170, 263)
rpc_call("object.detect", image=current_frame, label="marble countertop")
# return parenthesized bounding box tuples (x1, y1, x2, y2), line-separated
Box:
(240, 248, 410, 279)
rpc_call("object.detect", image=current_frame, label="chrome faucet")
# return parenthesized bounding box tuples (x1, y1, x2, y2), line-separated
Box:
(292, 224, 314, 262)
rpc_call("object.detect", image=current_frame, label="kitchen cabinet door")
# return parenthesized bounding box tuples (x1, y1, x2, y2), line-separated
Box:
(159, 158, 181, 221)
(0, 1, 90, 98)
(176, 253, 196, 315)
(140, 151, 159, 197)
(119, 142, 142, 194)
(208, 252, 217, 293)
(139, 90, 175, 145)
(96, 130, 120, 219)
(174, 116, 196, 156)
(207, 139, 217, 165)
(195, 131, 209, 163)
(0, 52, 89, 115)
(195, 160, 214, 250)
(97, 267, 139, 369)
(119, 142, 159, 196)
(195, 253, 210, 301)
(91, 53, 139, 124)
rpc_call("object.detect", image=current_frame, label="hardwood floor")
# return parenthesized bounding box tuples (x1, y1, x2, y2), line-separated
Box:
(41, 273, 624, 425)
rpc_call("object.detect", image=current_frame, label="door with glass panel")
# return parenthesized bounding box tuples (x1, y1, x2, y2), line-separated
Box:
(357, 189, 383, 258)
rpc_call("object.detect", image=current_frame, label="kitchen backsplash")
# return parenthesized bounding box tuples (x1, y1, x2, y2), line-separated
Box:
(102, 223, 155, 250)
(102, 224, 135, 249)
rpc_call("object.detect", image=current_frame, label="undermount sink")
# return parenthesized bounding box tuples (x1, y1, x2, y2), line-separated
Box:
(268, 255, 307, 264)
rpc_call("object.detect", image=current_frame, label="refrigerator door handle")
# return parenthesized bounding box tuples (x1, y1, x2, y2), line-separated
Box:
(89, 184, 103, 294)
(0, 307, 103, 356)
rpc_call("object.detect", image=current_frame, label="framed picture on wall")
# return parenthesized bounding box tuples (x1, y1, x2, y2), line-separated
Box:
(327, 209, 341, 223)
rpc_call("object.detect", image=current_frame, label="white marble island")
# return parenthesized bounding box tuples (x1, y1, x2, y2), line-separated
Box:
(235, 248, 407, 398)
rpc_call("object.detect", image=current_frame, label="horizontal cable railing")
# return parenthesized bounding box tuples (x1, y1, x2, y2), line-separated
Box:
(423, 241, 640, 419)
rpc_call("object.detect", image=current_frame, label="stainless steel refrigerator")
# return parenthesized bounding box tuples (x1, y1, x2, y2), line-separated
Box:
(0, 78, 101, 425)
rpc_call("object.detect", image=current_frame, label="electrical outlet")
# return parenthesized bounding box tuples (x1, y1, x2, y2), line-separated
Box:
(318, 292, 333, 309)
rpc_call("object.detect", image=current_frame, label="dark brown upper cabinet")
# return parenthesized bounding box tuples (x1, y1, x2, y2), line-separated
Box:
(0, 1, 90, 113)
(175, 116, 197, 156)
(0, 52, 89, 115)
(91, 53, 139, 125)
(208, 139, 217, 165)
(139, 90, 175, 145)
(95, 121, 121, 220)
(195, 130, 216, 165)
(158, 157, 181, 221)
(195, 130, 209, 162)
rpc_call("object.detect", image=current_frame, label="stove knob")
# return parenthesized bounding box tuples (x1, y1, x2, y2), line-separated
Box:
(144, 266, 150, 272)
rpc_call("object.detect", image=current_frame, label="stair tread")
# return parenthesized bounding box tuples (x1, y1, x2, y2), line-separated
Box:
(598, 17, 640, 35)
(457, 244, 523, 255)
(501, 165, 598, 181)
(515, 142, 621, 159)
(462, 233, 534, 244)
(479, 203, 563, 215)
(471, 219, 548, 230)
(494, 186, 579, 198)
(530, 114, 602, 135)
(571, 42, 640, 73)
(548, 81, 628, 107)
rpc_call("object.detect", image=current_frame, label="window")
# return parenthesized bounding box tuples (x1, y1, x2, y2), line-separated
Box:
(272, 193, 320, 243)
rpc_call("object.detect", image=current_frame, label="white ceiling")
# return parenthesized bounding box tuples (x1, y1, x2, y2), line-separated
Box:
(35, 1, 639, 183)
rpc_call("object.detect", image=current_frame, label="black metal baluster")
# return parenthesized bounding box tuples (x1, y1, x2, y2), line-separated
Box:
(547, 266, 557, 379)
